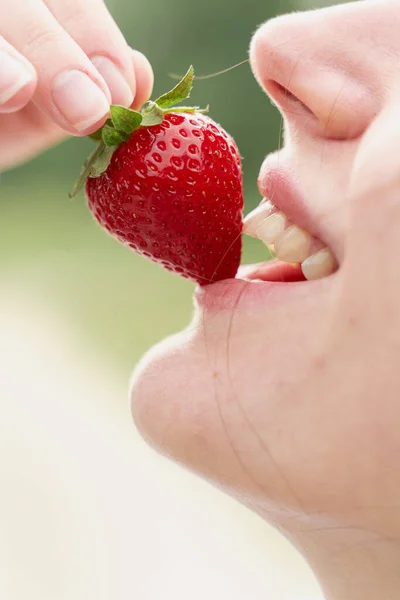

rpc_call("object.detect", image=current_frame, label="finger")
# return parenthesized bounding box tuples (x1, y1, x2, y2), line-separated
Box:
(130, 49, 154, 110)
(0, 104, 66, 171)
(0, 36, 37, 113)
(0, 0, 111, 135)
(44, 0, 134, 107)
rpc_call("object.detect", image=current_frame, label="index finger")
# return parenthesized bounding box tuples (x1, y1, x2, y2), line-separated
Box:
(0, 0, 111, 134)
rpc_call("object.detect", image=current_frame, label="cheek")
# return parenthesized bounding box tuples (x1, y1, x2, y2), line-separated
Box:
(131, 332, 227, 473)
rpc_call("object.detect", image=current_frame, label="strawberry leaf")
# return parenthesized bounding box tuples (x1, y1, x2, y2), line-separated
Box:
(88, 129, 103, 142)
(141, 102, 164, 126)
(155, 65, 194, 109)
(102, 125, 128, 147)
(89, 145, 116, 178)
(110, 106, 142, 135)
(89, 119, 113, 142)
(69, 142, 114, 199)
(165, 105, 210, 115)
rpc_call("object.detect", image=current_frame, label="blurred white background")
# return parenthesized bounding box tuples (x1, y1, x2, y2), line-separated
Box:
(0, 276, 323, 599)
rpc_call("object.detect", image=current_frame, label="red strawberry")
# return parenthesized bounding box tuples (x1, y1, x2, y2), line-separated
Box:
(70, 67, 243, 285)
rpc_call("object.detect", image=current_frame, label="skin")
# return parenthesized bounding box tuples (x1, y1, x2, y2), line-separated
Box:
(0, 0, 154, 171)
(130, 2, 400, 599)
(4, 0, 400, 598)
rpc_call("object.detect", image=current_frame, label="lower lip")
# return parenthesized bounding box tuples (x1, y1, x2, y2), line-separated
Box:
(196, 159, 325, 312)
(194, 261, 308, 312)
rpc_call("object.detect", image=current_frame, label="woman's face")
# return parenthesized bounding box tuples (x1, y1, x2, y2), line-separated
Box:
(131, 0, 400, 573)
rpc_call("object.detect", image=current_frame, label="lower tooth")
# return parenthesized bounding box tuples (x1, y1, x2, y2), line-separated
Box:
(274, 225, 311, 263)
(301, 248, 336, 280)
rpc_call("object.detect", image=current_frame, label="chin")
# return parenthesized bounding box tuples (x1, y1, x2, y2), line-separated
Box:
(130, 313, 256, 493)
(130, 325, 216, 465)
(131, 330, 188, 447)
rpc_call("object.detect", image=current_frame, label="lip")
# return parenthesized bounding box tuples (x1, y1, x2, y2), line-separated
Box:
(195, 259, 311, 311)
(257, 152, 324, 242)
(194, 266, 326, 312)
(195, 276, 299, 311)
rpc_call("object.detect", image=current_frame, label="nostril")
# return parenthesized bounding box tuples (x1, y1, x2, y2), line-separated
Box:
(266, 80, 315, 118)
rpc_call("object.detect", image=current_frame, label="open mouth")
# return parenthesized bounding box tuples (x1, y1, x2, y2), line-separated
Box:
(195, 195, 337, 309)
(242, 198, 337, 283)
(234, 158, 339, 285)
(196, 163, 338, 312)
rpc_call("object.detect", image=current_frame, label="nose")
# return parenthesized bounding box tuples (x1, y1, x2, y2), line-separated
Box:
(250, 12, 377, 140)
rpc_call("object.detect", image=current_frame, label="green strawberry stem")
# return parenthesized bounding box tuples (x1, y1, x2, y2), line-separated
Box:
(69, 65, 208, 199)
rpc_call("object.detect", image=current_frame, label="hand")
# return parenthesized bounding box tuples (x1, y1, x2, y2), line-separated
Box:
(0, 0, 154, 171)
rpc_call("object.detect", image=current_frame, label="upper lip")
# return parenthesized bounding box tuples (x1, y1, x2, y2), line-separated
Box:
(256, 152, 327, 245)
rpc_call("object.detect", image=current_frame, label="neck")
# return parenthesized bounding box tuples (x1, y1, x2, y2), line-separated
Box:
(289, 527, 400, 600)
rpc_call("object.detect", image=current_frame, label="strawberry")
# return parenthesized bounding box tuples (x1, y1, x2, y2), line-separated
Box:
(70, 67, 243, 285)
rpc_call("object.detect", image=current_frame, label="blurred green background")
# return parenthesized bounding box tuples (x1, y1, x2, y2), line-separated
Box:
(0, 0, 342, 385)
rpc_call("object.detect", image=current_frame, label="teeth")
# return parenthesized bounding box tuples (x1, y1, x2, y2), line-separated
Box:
(256, 212, 286, 245)
(301, 248, 336, 281)
(243, 200, 337, 280)
(274, 225, 311, 263)
(242, 200, 276, 238)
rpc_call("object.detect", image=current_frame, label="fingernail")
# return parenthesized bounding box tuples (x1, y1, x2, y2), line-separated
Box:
(51, 69, 110, 132)
(91, 55, 134, 107)
(0, 51, 34, 105)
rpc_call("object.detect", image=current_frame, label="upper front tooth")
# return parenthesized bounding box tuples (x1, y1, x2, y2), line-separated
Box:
(243, 201, 275, 238)
(256, 212, 286, 245)
(274, 225, 311, 263)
